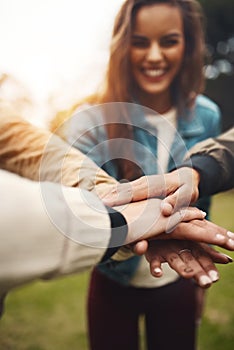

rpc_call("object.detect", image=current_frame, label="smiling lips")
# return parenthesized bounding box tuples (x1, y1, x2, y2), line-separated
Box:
(141, 67, 167, 80)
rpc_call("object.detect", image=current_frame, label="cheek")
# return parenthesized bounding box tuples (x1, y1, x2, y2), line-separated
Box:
(130, 49, 144, 67)
(169, 47, 185, 72)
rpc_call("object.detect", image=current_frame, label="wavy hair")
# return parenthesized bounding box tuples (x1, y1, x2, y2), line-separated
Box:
(52, 0, 206, 180)
(94, 0, 206, 179)
(99, 0, 205, 110)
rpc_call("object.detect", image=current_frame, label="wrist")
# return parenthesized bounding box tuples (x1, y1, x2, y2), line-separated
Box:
(192, 168, 200, 187)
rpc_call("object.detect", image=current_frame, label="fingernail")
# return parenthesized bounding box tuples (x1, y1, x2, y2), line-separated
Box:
(216, 233, 225, 241)
(221, 253, 233, 262)
(227, 231, 234, 239)
(184, 267, 193, 273)
(199, 275, 212, 287)
(208, 270, 219, 282)
(154, 267, 162, 275)
(201, 211, 207, 217)
(228, 239, 234, 247)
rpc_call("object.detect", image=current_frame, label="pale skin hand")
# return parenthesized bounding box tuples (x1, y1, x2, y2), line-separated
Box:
(118, 199, 205, 245)
(142, 239, 232, 288)
(104, 169, 234, 278)
(104, 167, 234, 249)
(101, 167, 200, 215)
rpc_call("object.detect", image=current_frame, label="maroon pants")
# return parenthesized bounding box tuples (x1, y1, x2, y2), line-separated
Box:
(87, 267, 198, 350)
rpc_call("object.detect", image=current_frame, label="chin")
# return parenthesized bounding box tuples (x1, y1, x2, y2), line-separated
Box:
(142, 86, 169, 96)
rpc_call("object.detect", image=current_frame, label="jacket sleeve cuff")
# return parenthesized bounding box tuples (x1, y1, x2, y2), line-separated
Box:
(100, 207, 128, 262)
(181, 155, 223, 197)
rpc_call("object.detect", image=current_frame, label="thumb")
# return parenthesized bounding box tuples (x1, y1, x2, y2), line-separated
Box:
(132, 240, 149, 255)
(161, 185, 194, 216)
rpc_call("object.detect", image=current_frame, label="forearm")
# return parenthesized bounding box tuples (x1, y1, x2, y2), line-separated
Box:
(0, 170, 123, 293)
(0, 112, 51, 180)
(182, 155, 231, 196)
(184, 128, 234, 196)
(0, 110, 116, 191)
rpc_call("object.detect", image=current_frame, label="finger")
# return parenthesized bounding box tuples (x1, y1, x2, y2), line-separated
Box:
(161, 186, 193, 215)
(132, 240, 149, 255)
(164, 251, 196, 279)
(191, 245, 220, 282)
(196, 255, 219, 283)
(226, 231, 234, 250)
(149, 257, 164, 278)
(161, 168, 199, 215)
(195, 243, 233, 264)
(165, 207, 206, 234)
(179, 207, 207, 221)
(160, 201, 174, 216)
(170, 220, 234, 250)
(178, 250, 212, 288)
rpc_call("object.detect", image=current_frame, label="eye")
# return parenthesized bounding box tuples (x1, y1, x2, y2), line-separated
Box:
(161, 35, 182, 48)
(131, 36, 149, 49)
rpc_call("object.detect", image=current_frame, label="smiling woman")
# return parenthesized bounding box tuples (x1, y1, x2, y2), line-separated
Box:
(52, 1, 222, 349)
(0, 0, 124, 117)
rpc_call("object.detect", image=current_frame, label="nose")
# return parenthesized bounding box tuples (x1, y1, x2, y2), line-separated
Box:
(146, 42, 163, 62)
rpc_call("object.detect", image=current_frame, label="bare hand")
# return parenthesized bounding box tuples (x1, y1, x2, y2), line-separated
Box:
(101, 168, 200, 215)
(163, 219, 234, 251)
(143, 239, 232, 288)
(119, 201, 205, 244)
(133, 219, 234, 253)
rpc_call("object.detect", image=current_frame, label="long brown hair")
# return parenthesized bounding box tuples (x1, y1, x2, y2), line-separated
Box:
(100, 0, 206, 179)
(52, 0, 206, 180)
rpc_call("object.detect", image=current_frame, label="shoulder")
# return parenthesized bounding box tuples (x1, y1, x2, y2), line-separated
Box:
(195, 95, 221, 120)
(66, 103, 106, 139)
(178, 95, 221, 140)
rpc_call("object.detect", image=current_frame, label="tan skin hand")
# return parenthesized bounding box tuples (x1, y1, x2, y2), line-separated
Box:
(104, 171, 234, 292)
(163, 219, 234, 251)
(133, 219, 234, 254)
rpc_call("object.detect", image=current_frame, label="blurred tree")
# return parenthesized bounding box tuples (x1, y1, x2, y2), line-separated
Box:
(0, 73, 33, 116)
(199, 0, 234, 47)
(198, 0, 234, 131)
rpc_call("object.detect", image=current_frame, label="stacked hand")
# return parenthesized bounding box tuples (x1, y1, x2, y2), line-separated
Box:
(131, 218, 234, 288)
(101, 168, 234, 288)
(102, 167, 200, 214)
(140, 239, 231, 288)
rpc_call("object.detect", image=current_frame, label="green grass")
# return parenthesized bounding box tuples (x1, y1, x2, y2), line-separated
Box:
(0, 191, 233, 350)
(198, 190, 234, 350)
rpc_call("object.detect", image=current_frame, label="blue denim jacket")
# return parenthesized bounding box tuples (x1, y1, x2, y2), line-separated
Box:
(68, 95, 221, 285)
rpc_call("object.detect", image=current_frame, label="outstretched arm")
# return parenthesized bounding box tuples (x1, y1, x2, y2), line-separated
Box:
(0, 105, 116, 191)
(102, 167, 200, 215)
(101, 127, 234, 212)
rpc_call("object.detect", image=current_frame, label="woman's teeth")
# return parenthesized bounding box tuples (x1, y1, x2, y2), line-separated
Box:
(144, 69, 165, 77)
